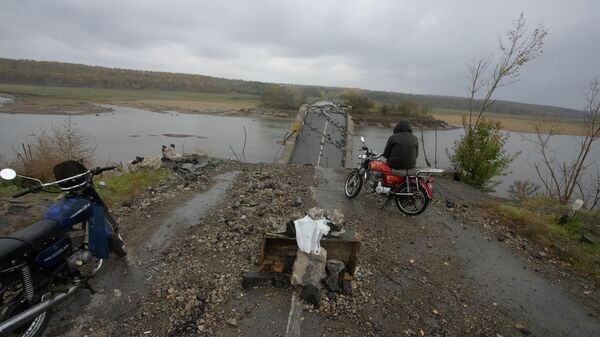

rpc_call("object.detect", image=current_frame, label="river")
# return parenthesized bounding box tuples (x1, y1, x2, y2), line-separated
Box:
(0, 99, 597, 197)
(0, 104, 290, 165)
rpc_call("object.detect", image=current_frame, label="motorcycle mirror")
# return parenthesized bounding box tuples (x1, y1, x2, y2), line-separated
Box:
(0, 168, 17, 180)
(360, 136, 365, 144)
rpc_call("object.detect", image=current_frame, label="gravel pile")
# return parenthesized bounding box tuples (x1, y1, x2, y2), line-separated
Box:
(119, 163, 316, 336)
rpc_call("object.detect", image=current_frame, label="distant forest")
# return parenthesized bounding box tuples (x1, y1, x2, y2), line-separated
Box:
(0, 58, 584, 118)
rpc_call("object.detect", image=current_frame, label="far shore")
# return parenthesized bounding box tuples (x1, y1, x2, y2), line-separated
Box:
(432, 113, 585, 136)
(0, 92, 586, 136)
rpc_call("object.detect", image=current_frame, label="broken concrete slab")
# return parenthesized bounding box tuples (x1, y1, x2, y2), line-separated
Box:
(307, 207, 325, 220)
(323, 275, 339, 292)
(341, 280, 353, 296)
(301, 285, 321, 306)
(273, 273, 290, 288)
(326, 259, 346, 277)
(291, 248, 327, 288)
(128, 156, 162, 172)
(242, 272, 274, 289)
(326, 209, 345, 232)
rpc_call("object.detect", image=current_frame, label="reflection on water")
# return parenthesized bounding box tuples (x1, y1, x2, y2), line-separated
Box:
(0, 105, 290, 164)
(352, 124, 600, 198)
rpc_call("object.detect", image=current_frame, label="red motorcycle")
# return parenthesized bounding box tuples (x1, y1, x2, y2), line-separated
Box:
(344, 137, 444, 215)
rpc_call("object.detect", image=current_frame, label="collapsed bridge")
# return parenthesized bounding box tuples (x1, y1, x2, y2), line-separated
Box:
(280, 101, 353, 169)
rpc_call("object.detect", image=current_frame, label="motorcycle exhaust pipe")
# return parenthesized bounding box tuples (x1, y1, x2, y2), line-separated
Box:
(0, 286, 78, 334)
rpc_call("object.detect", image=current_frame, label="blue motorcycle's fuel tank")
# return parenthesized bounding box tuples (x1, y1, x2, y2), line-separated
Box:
(43, 196, 92, 229)
(35, 237, 71, 270)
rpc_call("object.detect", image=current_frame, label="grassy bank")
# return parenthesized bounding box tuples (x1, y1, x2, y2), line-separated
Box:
(0, 83, 259, 103)
(489, 197, 600, 281)
(98, 169, 171, 207)
(432, 107, 585, 136)
(0, 83, 260, 114)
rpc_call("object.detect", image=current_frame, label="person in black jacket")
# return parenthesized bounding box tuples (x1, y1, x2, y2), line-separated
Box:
(382, 119, 419, 170)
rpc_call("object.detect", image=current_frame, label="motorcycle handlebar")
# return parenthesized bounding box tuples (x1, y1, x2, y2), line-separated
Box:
(91, 165, 117, 175)
(12, 185, 42, 198)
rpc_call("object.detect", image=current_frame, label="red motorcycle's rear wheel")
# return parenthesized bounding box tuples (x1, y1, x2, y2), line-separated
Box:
(394, 182, 429, 215)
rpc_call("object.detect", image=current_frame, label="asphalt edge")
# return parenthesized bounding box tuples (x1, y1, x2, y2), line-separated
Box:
(277, 104, 308, 164)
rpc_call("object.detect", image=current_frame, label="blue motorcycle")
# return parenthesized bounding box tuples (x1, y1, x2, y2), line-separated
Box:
(0, 160, 127, 337)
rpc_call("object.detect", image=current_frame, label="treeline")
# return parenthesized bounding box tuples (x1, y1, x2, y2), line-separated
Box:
(362, 90, 585, 119)
(338, 89, 429, 116)
(260, 85, 321, 109)
(0, 58, 584, 118)
(260, 86, 430, 116)
(0, 58, 268, 95)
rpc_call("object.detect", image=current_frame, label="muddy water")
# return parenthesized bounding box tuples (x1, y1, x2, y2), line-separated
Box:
(352, 124, 600, 197)
(0, 105, 290, 164)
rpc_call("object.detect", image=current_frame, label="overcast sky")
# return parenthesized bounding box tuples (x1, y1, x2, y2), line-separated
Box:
(0, 0, 598, 109)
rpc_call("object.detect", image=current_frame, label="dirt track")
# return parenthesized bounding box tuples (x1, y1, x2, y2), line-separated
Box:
(34, 162, 600, 337)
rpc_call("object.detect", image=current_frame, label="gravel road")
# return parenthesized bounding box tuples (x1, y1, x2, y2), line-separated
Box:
(36, 162, 600, 337)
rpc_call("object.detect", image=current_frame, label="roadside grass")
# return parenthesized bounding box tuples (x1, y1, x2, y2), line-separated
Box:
(0, 179, 19, 196)
(490, 197, 600, 281)
(97, 169, 171, 207)
(0, 83, 259, 104)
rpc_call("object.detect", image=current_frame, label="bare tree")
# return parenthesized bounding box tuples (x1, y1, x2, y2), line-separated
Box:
(508, 180, 540, 202)
(466, 13, 547, 129)
(532, 77, 600, 206)
(452, 13, 547, 191)
(588, 164, 600, 209)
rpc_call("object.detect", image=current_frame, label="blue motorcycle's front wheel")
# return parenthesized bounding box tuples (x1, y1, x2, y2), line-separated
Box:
(105, 216, 127, 258)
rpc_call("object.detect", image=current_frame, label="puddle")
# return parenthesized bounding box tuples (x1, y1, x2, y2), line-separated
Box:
(145, 171, 238, 251)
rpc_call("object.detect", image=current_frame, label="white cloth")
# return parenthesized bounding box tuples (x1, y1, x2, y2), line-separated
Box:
(294, 215, 330, 254)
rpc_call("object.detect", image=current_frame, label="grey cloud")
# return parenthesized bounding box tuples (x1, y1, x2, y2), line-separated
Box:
(0, 0, 599, 109)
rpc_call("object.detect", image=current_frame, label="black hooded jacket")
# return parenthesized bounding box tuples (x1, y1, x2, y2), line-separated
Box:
(382, 120, 419, 170)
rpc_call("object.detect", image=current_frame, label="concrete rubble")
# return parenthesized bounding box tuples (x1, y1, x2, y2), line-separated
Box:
(127, 144, 210, 181)
(256, 207, 356, 307)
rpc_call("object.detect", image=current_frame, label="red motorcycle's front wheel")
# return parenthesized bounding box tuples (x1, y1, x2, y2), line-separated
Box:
(344, 170, 363, 199)
(395, 183, 429, 215)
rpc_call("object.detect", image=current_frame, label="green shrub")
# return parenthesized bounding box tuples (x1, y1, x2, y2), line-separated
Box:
(451, 118, 517, 192)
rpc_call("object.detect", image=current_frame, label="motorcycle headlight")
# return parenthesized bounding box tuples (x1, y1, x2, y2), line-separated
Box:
(358, 154, 366, 159)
